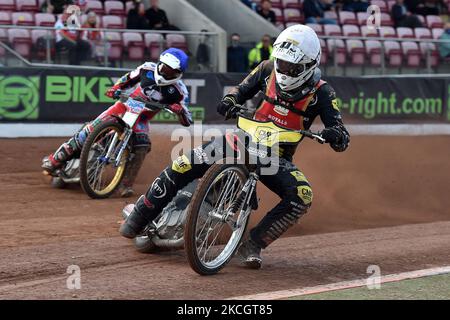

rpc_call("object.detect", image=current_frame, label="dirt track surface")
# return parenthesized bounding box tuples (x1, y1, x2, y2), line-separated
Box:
(0, 135, 449, 299)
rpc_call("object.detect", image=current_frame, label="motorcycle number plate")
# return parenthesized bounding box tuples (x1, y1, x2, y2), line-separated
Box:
(126, 98, 145, 114)
(122, 112, 140, 127)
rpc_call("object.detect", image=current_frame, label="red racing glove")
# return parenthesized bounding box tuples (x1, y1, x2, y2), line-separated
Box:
(168, 103, 184, 115)
(105, 86, 121, 99)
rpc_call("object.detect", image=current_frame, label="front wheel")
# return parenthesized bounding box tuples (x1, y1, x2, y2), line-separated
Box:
(184, 164, 250, 275)
(79, 120, 129, 199)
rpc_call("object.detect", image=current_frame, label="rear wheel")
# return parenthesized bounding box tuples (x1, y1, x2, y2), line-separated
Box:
(79, 120, 129, 199)
(184, 164, 250, 275)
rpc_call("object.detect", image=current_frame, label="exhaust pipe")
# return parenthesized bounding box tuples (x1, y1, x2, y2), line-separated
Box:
(152, 237, 184, 248)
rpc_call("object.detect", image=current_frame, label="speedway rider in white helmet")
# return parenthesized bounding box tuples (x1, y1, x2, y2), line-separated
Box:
(119, 25, 350, 269)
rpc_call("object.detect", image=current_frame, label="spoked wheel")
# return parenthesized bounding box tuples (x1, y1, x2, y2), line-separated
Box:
(79, 120, 129, 199)
(184, 164, 250, 275)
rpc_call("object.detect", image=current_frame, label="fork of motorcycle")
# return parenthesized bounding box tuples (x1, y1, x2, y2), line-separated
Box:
(114, 128, 133, 167)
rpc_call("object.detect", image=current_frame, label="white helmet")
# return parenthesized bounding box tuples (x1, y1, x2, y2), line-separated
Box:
(272, 24, 321, 91)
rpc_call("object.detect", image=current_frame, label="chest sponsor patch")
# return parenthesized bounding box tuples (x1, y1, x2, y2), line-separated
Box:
(274, 105, 289, 116)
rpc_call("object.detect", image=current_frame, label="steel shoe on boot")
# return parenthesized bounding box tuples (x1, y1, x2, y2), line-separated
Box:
(119, 195, 152, 238)
(118, 185, 135, 198)
(41, 155, 62, 175)
(237, 238, 262, 269)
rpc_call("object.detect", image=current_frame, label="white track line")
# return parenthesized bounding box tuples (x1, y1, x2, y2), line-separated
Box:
(228, 266, 450, 300)
(2, 123, 450, 138)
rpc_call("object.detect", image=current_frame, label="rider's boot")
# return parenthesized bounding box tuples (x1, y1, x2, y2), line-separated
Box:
(118, 147, 147, 198)
(237, 237, 263, 269)
(120, 195, 153, 238)
(41, 154, 64, 175)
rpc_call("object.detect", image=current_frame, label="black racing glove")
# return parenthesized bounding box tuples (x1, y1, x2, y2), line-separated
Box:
(321, 125, 350, 152)
(217, 95, 239, 119)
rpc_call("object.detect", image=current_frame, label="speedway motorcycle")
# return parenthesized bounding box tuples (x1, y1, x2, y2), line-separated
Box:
(183, 106, 326, 275)
(48, 92, 173, 199)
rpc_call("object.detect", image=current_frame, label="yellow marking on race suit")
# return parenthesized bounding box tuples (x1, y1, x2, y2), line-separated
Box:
(290, 170, 309, 183)
(237, 117, 302, 148)
(172, 154, 192, 174)
(297, 186, 313, 205)
(331, 99, 340, 111)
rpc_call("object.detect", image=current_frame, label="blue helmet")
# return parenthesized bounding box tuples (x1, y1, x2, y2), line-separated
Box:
(154, 48, 189, 86)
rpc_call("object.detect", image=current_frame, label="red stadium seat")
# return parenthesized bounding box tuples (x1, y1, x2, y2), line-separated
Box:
(396, 27, 415, 39)
(327, 39, 346, 65)
(35, 13, 56, 27)
(125, 1, 134, 13)
(12, 12, 35, 26)
(281, 0, 302, 9)
(384, 40, 402, 66)
(8, 28, 32, 58)
(283, 8, 302, 23)
(426, 15, 444, 28)
(105, 32, 123, 61)
(16, 0, 39, 12)
(339, 11, 357, 25)
(361, 25, 378, 37)
(144, 33, 164, 62)
(379, 26, 396, 38)
(123, 32, 144, 60)
(104, 1, 125, 16)
(419, 42, 439, 67)
(414, 27, 432, 39)
(0, 12, 12, 25)
(271, 7, 284, 23)
(380, 13, 394, 27)
(365, 40, 382, 66)
(306, 23, 323, 36)
(432, 28, 444, 39)
(356, 12, 370, 26)
(346, 39, 365, 65)
(270, 0, 282, 8)
(324, 24, 342, 36)
(371, 0, 388, 13)
(401, 41, 421, 67)
(343, 24, 361, 37)
(102, 15, 124, 29)
(0, 0, 15, 12)
(85, 0, 104, 15)
(166, 34, 188, 52)
(417, 15, 426, 26)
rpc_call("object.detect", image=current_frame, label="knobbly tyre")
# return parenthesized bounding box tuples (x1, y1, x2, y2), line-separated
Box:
(122, 180, 198, 253)
(183, 106, 325, 275)
(45, 93, 174, 199)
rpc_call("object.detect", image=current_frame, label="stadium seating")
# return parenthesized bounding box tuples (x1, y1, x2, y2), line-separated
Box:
(414, 27, 432, 39)
(306, 23, 323, 36)
(327, 39, 346, 65)
(339, 11, 357, 25)
(379, 26, 397, 38)
(396, 27, 415, 39)
(271, 7, 284, 23)
(144, 33, 164, 61)
(346, 39, 365, 65)
(102, 15, 124, 29)
(85, 0, 104, 15)
(343, 25, 361, 37)
(324, 11, 338, 21)
(105, 32, 123, 61)
(0, 12, 12, 25)
(0, 0, 15, 12)
(104, 1, 126, 16)
(282, 0, 302, 9)
(380, 13, 394, 27)
(324, 24, 342, 36)
(356, 12, 370, 26)
(371, 0, 388, 13)
(360, 25, 378, 37)
(166, 34, 188, 52)
(320, 38, 328, 65)
(16, 0, 39, 12)
(125, 1, 134, 13)
(8, 28, 32, 58)
(365, 40, 382, 66)
(401, 41, 421, 67)
(123, 32, 144, 60)
(35, 13, 56, 27)
(384, 41, 402, 67)
(426, 15, 444, 28)
(432, 28, 444, 39)
(283, 8, 302, 23)
(12, 12, 35, 26)
(419, 42, 439, 67)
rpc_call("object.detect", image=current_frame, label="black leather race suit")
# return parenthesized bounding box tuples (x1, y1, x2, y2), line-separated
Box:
(133, 60, 350, 248)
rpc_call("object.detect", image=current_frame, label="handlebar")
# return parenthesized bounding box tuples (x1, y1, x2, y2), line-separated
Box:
(233, 104, 326, 144)
(118, 92, 173, 114)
